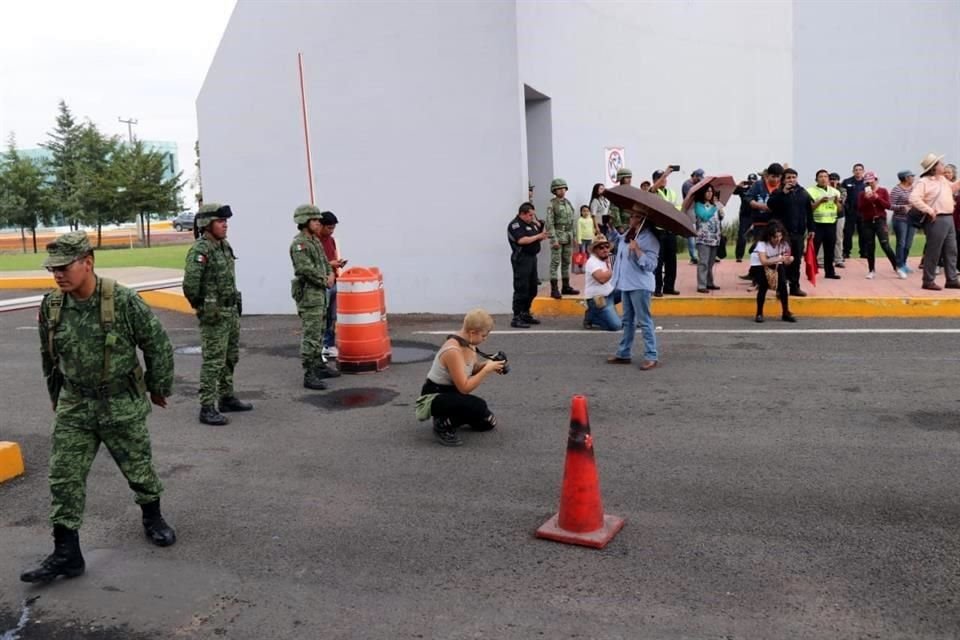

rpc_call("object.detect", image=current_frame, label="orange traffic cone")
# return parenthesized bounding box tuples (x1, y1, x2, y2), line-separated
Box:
(535, 395, 624, 549)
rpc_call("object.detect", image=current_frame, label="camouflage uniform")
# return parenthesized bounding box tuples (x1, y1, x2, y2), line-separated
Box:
(37, 233, 174, 531)
(289, 205, 332, 378)
(183, 204, 243, 414)
(607, 168, 632, 231)
(546, 178, 576, 288)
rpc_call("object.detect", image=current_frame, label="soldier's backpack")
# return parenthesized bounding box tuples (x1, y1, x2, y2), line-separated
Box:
(45, 278, 145, 403)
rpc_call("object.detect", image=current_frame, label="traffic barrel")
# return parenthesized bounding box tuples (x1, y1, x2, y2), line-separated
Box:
(335, 267, 392, 373)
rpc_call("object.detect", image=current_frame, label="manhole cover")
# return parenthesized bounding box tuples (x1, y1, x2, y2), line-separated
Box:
(301, 387, 399, 410)
(175, 345, 202, 355)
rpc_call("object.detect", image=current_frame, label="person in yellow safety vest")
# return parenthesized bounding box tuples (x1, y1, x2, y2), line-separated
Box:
(649, 166, 681, 296)
(806, 169, 842, 279)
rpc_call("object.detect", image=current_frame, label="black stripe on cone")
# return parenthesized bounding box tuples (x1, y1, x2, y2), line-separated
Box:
(535, 395, 624, 549)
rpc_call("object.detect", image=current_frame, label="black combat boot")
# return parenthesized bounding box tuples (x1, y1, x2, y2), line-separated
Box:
(561, 278, 580, 295)
(312, 362, 341, 379)
(141, 500, 177, 547)
(520, 312, 541, 325)
(303, 370, 328, 390)
(218, 396, 253, 412)
(550, 280, 562, 299)
(199, 405, 230, 425)
(20, 525, 85, 583)
(510, 315, 530, 328)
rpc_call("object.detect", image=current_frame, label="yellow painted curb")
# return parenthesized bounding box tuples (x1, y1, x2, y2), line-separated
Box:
(0, 441, 25, 483)
(0, 276, 54, 289)
(140, 290, 194, 314)
(532, 296, 960, 318)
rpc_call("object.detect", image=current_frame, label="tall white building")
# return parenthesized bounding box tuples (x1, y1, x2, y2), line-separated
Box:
(198, 0, 960, 314)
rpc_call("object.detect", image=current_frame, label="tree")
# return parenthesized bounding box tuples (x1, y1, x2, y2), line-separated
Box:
(112, 141, 183, 247)
(72, 122, 123, 247)
(42, 100, 83, 230)
(0, 134, 54, 253)
(193, 139, 202, 207)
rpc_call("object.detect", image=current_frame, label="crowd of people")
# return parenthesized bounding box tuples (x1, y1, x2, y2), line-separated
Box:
(510, 152, 960, 332)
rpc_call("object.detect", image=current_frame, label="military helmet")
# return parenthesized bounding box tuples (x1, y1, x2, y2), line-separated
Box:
(195, 203, 233, 229)
(550, 178, 568, 193)
(616, 168, 633, 181)
(293, 204, 323, 226)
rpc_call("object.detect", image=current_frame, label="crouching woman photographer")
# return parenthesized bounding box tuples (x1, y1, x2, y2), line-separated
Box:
(415, 309, 506, 447)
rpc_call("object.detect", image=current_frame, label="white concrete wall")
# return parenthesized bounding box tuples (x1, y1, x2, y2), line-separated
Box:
(198, 0, 524, 314)
(793, 0, 960, 186)
(517, 0, 796, 216)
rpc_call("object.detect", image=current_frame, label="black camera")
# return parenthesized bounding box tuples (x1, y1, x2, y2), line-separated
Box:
(490, 351, 510, 375)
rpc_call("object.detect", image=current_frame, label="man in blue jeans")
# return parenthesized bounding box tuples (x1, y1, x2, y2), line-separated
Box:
(607, 211, 660, 370)
(317, 211, 347, 359)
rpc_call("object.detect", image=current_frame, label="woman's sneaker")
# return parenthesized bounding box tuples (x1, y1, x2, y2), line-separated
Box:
(865, 271, 876, 279)
(433, 417, 462, 447)
(897, 267, 908, 280)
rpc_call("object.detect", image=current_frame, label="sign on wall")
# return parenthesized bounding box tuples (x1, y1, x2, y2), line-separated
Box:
(604, 147, 625, 187)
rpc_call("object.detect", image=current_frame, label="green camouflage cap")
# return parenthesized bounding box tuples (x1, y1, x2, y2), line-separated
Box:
(43, 231, 92, 268)
(550, 178, 568, 193)
(616, 168, 633, 181)
(293, 204, 323, 225)
(195, 202, 233, 228)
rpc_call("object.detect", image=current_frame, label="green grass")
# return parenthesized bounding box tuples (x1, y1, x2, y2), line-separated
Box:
(0, 244, 189, 271)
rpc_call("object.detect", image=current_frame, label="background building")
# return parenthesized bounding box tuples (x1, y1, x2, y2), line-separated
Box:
(198, 0, 960, 315)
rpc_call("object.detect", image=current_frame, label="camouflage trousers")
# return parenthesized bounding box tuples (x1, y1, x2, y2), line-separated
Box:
(298, 305, 326, 371)
(549, 242, 572, 280)
(49, 418, 162, 530)
(199, 310, 240, 406)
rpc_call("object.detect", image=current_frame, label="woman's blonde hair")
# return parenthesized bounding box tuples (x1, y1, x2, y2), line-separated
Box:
(463, 308, 494, 333)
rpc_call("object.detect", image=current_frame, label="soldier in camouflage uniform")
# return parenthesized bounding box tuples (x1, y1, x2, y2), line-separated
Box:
(21, 231, 176, 584)
(607, 168, 633, 233)
(545, 178, 580, 299)
(289, 204, 340, 390)
(183, 203, 253, 426)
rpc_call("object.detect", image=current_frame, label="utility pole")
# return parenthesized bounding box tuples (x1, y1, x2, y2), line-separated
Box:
(118, 117, 143, 242)
(118, 116, 138, 142)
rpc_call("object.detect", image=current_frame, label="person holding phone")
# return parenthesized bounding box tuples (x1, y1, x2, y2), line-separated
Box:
(767, 167, 814, 296)
(649, 165, 680, 296)
(317, 211, 346, 359)
(749, 221, 796, 323)
(806, 169, 842, 279)
(857, 172, 898, 279)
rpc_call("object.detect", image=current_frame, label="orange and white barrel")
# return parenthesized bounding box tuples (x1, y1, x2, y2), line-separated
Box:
(335, 267, 391, 373)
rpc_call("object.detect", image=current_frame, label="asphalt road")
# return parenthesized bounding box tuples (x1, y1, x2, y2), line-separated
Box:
(1, 309, 959, 639)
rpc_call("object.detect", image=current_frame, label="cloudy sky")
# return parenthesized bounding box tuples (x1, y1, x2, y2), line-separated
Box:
(0, 0, 236, 203)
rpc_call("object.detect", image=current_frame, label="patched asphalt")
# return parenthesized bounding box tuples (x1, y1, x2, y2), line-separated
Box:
(2, 309, 959, 639)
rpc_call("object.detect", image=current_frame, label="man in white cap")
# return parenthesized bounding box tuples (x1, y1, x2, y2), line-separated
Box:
(909, 153, 960, 290)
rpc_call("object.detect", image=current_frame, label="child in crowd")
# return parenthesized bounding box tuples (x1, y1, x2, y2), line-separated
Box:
(574, 205, 595, 274)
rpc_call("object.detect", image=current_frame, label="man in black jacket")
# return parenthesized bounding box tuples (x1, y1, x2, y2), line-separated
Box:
(768, 167, 815, 296)
(842, 163, 866, 259)
(733, 172, 758, 262)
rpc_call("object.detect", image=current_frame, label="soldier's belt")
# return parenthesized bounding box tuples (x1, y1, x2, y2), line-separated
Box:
(63, 375, 136, 400)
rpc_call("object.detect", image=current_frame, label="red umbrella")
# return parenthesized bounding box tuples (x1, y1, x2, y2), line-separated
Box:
(680, 175, 737, 212)
(804, 235, 818, 286)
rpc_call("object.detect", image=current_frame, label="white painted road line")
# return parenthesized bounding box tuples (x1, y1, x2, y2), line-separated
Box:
(414, 328, 960, 336)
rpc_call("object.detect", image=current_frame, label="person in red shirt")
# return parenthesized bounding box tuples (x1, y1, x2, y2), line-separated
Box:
(317, 211, 347, 358)
(857, 172, 898, 279)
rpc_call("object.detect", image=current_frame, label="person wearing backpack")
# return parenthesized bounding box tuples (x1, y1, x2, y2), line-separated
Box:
(21, 231, 177, 584)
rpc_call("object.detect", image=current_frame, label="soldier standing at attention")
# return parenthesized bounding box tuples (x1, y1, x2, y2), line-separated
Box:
(183, 203, 253, 426)
(290, 204, 340, 389)
(545, 178, 580, 299)
(21, 231, 176, 584)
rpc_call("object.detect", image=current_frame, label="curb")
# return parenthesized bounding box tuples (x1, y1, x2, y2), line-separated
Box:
(139, 289, 194, 314)
(532, 295, 960, 318)
(0, 441, 25, 483)
(0, 276, 54, 289)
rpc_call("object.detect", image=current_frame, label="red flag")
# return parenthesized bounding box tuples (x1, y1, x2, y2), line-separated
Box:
(804, 235, 818, 286)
